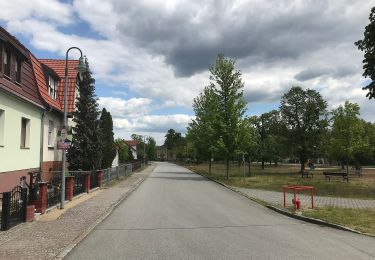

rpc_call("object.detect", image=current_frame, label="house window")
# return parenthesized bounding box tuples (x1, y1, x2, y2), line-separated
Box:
(15, 58, 21, 83)
(0, 110, 4, 146)
(20, 117, 30, 148)
(48, 75, 57, 99)
(3, 50, 11, 77)
(48, 120, 54, 147)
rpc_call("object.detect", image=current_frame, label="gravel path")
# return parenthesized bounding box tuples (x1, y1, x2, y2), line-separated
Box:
(235, 187, 375, 209)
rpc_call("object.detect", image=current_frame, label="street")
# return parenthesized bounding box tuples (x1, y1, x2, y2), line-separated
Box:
(66, 162, 375, 260)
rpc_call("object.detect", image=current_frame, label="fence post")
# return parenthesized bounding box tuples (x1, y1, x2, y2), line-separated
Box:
(65, 176, 74, 201)
(97, 170, 103, 188)
(35, 182, 47, 214)
(84, 173, 90, 193)
(21, 188, 28, 222)
(1, 192, 10, 231)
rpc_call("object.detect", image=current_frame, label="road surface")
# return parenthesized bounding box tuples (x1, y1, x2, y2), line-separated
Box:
(66, 162, 375, 259)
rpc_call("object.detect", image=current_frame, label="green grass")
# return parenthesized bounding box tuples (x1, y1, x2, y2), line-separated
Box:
(303, 207, 375, 235)
(185, 163, 375, 199)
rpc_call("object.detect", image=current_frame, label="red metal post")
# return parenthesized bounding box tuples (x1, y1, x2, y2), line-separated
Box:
(293, 190, 296, 210)
(65, 176, 74, 201)
(84, 173, 90, 193)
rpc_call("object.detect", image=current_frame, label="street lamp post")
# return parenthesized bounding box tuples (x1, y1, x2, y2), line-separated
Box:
(143, 135, 148, 166)
(61, 47, 87, 209)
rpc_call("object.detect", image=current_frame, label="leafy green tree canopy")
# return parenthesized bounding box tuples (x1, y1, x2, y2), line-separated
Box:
(355, 7, 375, 99)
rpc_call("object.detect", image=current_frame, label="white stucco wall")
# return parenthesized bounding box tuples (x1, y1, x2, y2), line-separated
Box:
(43, 111, 63, 162)
(0, 90, 43, 172)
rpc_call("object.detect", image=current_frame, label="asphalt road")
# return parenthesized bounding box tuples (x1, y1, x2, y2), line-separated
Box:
(66, 162, 375, 260)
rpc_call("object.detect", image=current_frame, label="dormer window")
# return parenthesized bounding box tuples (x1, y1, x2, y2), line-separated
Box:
(3, 49, 11, 77)
(15, 58, 21, 83)
(48, 75, 57, 99)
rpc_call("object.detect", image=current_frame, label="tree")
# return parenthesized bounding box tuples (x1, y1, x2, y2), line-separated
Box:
(280, 86, 328, 172)
(146, 136, 156, 161)
(188, 85, 221, 173)
(329, 101, 370, 171)
(67, 59, 102, 170)
(251, 110, 285, 169)
(355, 7, 375, 99)
(99, 108, 116, 168)
(164, 129, 183, 160)
(209, 54, 247, 179)
(114, 138, 129, 163)
(236, 117, 257, 176)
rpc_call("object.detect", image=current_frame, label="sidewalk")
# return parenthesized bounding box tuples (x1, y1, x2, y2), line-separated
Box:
(0, 164, 154, 260)
(234, 187, 375, 209)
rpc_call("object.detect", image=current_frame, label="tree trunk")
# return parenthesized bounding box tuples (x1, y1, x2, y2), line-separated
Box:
(209, 159, 212, 175)
(261, 159, 265, 170)
(226, 158, 229, 179)
(248, 156, 251, 177)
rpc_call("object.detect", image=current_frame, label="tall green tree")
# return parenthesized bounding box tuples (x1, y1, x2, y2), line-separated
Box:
(251, 110, 285, 169)
(131, 134, 145, 161)
(67, 60, 102, 170)
(146, 136, 156, 161)
(210, 54, 247, 179)
(99, 108, 116, 168)
(329, 101, 370, 171)
(280, 86, 328, 172)
(188, 85, 221, 173)
(355, 7, 375, 99)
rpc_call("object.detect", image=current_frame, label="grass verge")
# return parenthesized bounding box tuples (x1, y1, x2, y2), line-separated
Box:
(302, 207, 375, 235)
(185, 163, 375, 199)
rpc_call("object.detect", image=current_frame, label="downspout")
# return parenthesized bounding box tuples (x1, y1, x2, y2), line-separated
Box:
(39, 110, 46, 173)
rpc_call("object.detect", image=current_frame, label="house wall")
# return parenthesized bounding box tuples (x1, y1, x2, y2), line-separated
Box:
(0, 89, 42, 191)
(42, 111, 63, 173)
(112, 150, 119, 167)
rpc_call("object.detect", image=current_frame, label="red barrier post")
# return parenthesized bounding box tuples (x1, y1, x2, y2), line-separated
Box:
(65, 176, 74, 201)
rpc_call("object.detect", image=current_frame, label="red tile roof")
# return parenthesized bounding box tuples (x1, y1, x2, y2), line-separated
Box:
(30, 58, 80, 113)
(39, 59, 79, 113)
(30, 54, 62, 111)
(124, 140, 138, 147)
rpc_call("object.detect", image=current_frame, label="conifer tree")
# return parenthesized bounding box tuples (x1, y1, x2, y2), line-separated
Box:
(99, 108, 116, 168)
(67, 59, 102, 170)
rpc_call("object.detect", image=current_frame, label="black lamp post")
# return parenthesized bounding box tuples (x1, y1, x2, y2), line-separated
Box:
(61, 47, 88, 209)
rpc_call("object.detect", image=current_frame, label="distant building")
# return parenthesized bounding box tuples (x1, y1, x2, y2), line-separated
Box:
(124, 140, 138, 160)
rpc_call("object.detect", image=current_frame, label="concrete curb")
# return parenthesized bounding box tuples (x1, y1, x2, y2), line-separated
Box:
(189, 168, 375, 239)
(54, 175, 147, 259)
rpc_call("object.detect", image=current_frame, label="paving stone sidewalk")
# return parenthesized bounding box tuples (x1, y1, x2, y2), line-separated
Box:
(234, 187, 375, 209)
(0, 165, 154, 260)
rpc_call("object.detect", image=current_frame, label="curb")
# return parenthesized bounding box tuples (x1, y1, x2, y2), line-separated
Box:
(54, 175, 147, 259)
(189, 168, 375, 239)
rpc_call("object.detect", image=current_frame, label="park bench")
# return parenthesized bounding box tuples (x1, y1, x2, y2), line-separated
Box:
(323, 172, 349, 182)
(349, 167, 363, 177)
(301, 171, 313, 178)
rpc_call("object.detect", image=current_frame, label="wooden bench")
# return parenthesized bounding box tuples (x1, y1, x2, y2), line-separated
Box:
(301, 171, 314, 178)
(323, 172, 349, 182)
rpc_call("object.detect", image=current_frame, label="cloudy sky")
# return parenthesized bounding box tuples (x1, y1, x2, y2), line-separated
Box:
(1, 0, 374, 144)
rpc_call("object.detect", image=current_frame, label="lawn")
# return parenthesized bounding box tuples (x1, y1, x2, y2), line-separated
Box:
(185, 163, 375, 199)
(303, 207, 375, 235)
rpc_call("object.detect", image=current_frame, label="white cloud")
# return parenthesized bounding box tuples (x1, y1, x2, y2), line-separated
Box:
(0, 0, 73, 25)
(98, 97, 153, 117)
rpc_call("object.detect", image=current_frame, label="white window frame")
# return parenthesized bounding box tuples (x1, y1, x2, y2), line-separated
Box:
(20, 117, 30, 149)
(0, 109, 4, 147)
(48, 120, 54, 147)
(48, 75, 57, 100)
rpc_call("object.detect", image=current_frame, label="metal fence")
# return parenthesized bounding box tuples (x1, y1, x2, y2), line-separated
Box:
(1, 186, 27, 231)
(68, 171, 88, 196)
(102, 163, 137, 185)
(46, 171, 62, 209)
(90, 171, 98, 189)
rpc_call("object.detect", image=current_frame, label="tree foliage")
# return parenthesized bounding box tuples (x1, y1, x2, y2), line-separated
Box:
(114, 138, 129, 163)
(67, 60, 102, 170)
(329, 101, 370, 169)
(99, 108, 116, 168)
(355, 7, 375, 99)
(280, 86, 328, 172)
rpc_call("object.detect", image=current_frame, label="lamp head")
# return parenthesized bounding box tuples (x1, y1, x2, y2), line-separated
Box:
(76, 56, 88, 80)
